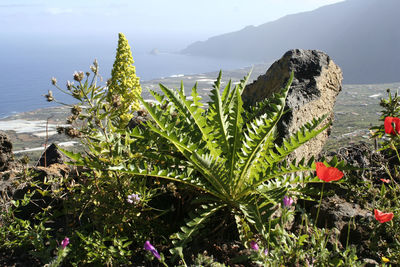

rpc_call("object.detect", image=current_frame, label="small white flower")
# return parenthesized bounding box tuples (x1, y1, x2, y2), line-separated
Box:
(127, 193, 140, 204)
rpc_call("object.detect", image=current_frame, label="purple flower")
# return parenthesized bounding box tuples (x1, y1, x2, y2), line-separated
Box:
(264, 248, 269, 255)
(127, 193, 140, 204)
(61, 237, 69, 249)
(283, 195, 294, 207)
(144, 241, 161, 260)
(250, 241, 259, 251)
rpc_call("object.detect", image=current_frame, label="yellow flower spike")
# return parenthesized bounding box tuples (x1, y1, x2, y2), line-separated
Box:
(108, 33, 142, 122)
(382, 256, 390, 263)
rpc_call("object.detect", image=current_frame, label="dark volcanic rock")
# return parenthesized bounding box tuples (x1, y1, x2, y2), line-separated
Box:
(242, 49, 342, 160)
(0, 131, 13, 171)
(305, 194, 374, 253)
(37, 143, 65, 167)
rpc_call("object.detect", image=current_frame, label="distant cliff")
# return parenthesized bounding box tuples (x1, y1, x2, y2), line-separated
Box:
(181, 0, 400, 84)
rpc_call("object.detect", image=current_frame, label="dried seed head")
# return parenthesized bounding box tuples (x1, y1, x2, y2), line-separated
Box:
(71, 105, 82, 115)
(166, 182, 177, 193)
(56, 126, 64, 135)
(90, 59, 99, 75)
(73, 71, 85, 82)
(66, 80, 74, 90)
(51, 77, 57, 85)
(65, 127, 81, 138)
(86, 72, 90, 77)
(66, 115, 78, 124)
(137, 109, 148, 117)
(112, 95, 122, 108)
(90, 65, 97, 74)
(44, 90, 54, 102)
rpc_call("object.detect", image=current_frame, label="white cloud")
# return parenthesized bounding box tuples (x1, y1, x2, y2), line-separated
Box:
(45, 7, 73, 15)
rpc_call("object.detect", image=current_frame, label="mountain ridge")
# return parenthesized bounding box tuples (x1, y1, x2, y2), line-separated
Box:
(182, 0, 400, 84)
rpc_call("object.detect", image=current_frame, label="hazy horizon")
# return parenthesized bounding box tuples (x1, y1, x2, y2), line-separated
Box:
(1, 0, 344, 50)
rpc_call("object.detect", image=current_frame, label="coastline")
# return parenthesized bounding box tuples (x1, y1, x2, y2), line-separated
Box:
(1, 64, 399, 157)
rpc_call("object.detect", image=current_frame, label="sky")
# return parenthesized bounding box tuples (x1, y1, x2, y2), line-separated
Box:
(1, 0, 345, 49)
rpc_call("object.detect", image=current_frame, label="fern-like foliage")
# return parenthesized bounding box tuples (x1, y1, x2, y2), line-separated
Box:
(95, 71, 339, 255)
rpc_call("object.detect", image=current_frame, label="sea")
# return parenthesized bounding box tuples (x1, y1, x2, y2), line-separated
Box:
(0, 34, 253, 118)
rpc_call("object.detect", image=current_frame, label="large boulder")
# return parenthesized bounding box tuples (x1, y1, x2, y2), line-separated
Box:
(0, 131, 13, 171)
(242, 49, 342, 160)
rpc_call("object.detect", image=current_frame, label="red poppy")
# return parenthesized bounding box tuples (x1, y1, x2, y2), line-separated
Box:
(315, 162, 344, 182)
(384, 117, 400, 135)
(374, 209, 394, 223)
(380, 178, 390, 183)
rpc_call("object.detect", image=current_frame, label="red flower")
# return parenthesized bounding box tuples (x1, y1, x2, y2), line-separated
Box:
(315, 162, 344, 182)
(374, 209, 394, 223)
(380, 178, 390, 183)
(384, 116, 400, 135)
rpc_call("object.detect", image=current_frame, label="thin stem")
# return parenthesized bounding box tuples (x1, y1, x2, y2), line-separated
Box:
(267, 218, 271, 253)
(391, 140, 400, 163)
(345, 216, 353, 249)
(54, 100, 72, 107)
(54, 84, 73, 96)
(315, 183, 325, 226)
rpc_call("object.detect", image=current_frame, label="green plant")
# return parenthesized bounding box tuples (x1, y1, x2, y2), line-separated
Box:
(94, 70, 339, 259)
(0, 190, 56, 264)
(71, 231, 132, 266)
(371, 89, 400, 150)
(365, 89, 400, 265)
(45, 33, 162, 265)
(190, 253, 226, 267)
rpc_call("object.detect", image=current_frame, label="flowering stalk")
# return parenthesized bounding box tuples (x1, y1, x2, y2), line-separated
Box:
(108, 33, 142, 125)
(45, 237, 70, 267)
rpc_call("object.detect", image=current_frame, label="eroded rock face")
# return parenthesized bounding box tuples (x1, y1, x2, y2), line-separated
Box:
(37, 143, 65, 167)
(242, 49, 343, 160)
(0, 131, 13, 171)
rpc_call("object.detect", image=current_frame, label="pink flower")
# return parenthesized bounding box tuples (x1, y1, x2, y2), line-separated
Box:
(61, 237, 69, 249)
(283, 196, 294, 207)
(380, 178, 390, 183)
(144, 241, 161, 260)
(250, 241, 259, 251)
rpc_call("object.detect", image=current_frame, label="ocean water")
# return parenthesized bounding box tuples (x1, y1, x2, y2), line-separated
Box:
(0, 35, 252, 118)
